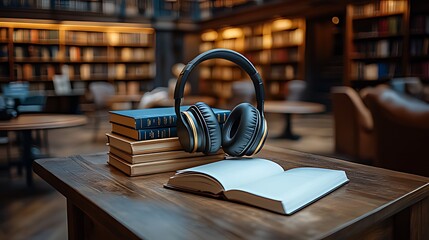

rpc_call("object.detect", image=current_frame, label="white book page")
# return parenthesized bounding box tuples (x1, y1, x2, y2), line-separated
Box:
(177, 158, 284, 191)
(228, 168, 349, 214)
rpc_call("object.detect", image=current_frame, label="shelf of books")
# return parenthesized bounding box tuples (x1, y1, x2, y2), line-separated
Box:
(345, 0, 409, 88)
(0, 0, 153, 18)
(199, 17, 305, 102)
(409, 3, 429, 83)
(0, 20, 155, 93)
(0, 27, 10, 82)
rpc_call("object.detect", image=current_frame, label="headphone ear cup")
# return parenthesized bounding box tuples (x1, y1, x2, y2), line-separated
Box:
(222, 103, 259, 156)
(193, 102, 222, 154)
(177, 117, 195, 153)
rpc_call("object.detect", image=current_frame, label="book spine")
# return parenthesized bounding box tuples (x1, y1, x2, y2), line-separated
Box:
(137, 127, 177, 140)
(137, 111, 230, 129)
(137, 115, 177, 129)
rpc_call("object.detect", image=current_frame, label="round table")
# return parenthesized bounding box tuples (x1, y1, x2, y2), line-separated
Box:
(264, 101, 325, 140)
(0, 114, 87, 185)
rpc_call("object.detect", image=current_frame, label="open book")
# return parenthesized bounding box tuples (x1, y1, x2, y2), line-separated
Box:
(165, 158, 349, 215)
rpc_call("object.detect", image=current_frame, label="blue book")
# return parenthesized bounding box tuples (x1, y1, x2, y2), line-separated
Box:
(111, 123, 177, 141)
(110, 106, 230, 129)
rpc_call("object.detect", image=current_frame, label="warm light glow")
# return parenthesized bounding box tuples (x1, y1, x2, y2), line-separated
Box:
(272, 19, 293, 31)
(108, 32, 120, 45)
(201, 30, 218, 41)
(222, 28, 243, 39)
(332, 16, 340, 25)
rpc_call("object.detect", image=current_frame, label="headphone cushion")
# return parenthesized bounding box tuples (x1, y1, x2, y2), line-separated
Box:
(194, 102, 222, 153)
(222, 103, 259, 156)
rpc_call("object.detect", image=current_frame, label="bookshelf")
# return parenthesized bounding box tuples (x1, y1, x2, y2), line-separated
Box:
(0, 20, 155, 93)
(345, 0, 409, 88)
(408, 1, 429, 82)
(0, 27, 10, 82)
(199, 17, 305, 102)
(0, 0, 153, 17)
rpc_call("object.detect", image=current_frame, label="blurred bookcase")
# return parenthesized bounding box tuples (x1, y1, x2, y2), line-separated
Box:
(0, 20, 155, 94)
(345, 0, 409, 88)
(199, 17, 306, 102)
(408, 0, 429, 83)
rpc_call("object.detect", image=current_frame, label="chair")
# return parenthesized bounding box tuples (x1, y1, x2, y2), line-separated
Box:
(89, 82, 116, 141)
(286, 80, 307, 101)
(331, 86, 375, 164)
(363, 85, 429, 177)
(390, 77, 423, 98)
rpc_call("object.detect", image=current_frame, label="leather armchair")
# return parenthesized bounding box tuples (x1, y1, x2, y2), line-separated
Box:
(331, 86, 375, 164)
(363, 85, 429, 177)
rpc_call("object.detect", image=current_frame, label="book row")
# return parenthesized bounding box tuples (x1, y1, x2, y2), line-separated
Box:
(409, 62, 429, 79)
(200, 64, 297, 81)
(66, 47, 154, 62)
(271, 29, 304, 47)
(354, 16, 403, 38)
(410, 15, 429, 34)
(410, 38, 429, 57)
(11, 45, 155, 62)
(352, 0, 406, 18)
(0, 0, 150, 17)
(4, 29, 153, 46)
(70, 63, 155, 80)
(353, 39, 402, 58)
(65, 31, 153, 46)
(13, 29, 59, 42)
(351, 62, 399, 80)
(14, 46, 59, 59)
(14, 64, 56, 81)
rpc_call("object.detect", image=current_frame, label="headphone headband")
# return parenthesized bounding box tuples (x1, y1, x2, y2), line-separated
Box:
(174, 49, 265, 117)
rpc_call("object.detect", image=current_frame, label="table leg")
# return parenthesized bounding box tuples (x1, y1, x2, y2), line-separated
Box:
(277, 113, 301, 140)
(20, 130, 33, 186)
(67, 200, 85, 240)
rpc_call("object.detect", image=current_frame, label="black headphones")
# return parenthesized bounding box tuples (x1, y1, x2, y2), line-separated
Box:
(174, 49, 268, 157)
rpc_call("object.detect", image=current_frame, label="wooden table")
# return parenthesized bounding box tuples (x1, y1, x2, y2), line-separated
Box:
(33, 145, 429, 239)
(264, 100, 326, 140)
(0, 114, 87, 185)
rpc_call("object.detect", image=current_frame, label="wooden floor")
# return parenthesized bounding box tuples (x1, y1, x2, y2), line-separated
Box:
(0, 112, 338, 240)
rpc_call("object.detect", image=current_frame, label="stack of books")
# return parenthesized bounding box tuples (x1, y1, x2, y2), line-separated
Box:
(107, 107, 230, 176)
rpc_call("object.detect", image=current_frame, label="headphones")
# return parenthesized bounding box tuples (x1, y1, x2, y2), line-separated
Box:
(174, 49, 268, 157)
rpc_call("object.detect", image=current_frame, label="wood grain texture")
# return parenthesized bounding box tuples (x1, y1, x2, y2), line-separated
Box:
(33, 145, 429, 240)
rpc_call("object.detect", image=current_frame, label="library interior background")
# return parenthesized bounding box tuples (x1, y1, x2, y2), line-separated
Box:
(1, 0, 429, 239)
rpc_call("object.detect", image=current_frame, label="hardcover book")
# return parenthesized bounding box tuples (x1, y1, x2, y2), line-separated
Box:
(111, 123, 177, 141)
(110, 106, 230, 129)
(108, 153, 225, 176)
(165, 158, 349, 215)
(109, 146, 224, 164)
(106, 133, 182, 155)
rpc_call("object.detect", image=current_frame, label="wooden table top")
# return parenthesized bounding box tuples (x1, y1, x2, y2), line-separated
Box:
(0, 114, 87, 131)
(264, 100, 326, 114)
(33, 145, 429, 239)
